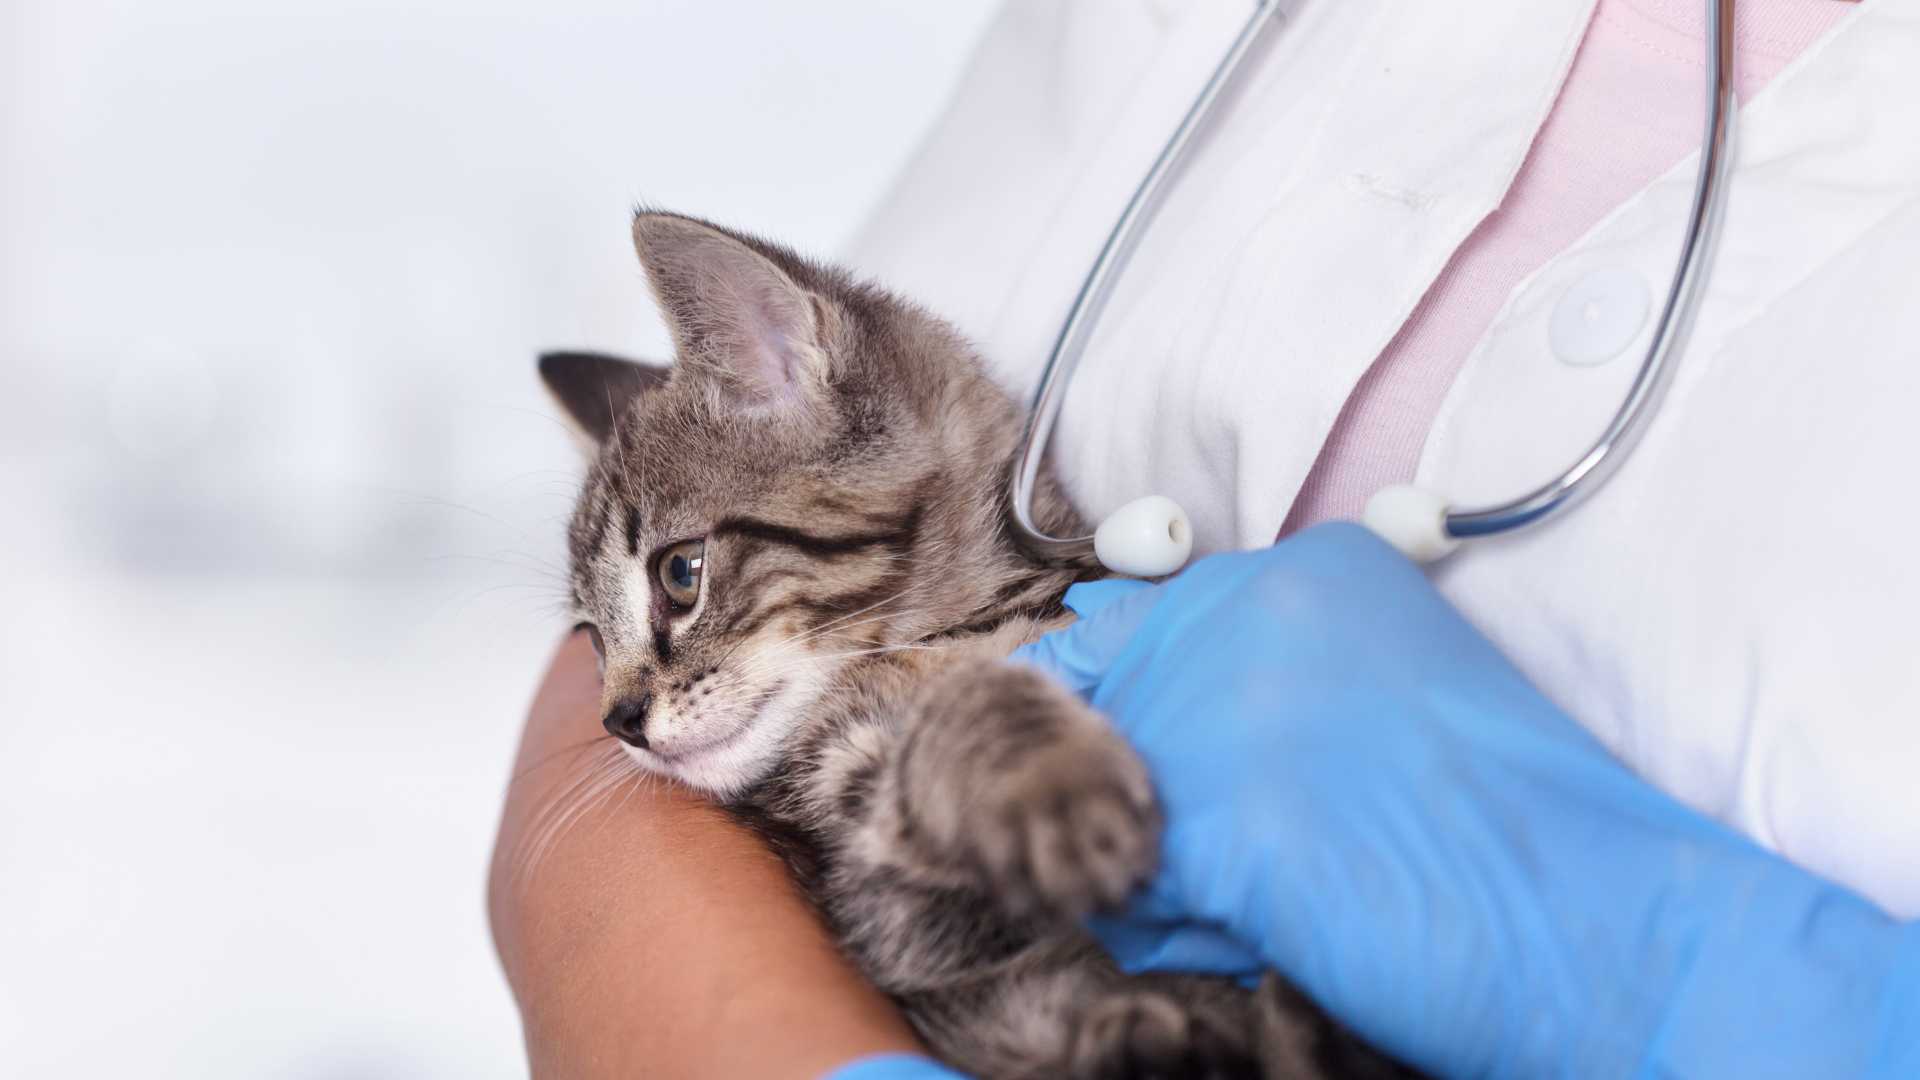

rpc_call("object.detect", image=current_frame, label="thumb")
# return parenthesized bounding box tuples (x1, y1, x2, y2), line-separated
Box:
(1011, 578, 1160, 697)
(1086, 914, 1267, 980)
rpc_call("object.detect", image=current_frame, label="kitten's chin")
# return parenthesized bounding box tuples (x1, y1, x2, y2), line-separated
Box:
(618, 674, 822, 799)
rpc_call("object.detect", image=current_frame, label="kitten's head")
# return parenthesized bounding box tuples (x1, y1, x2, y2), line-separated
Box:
(543, 212, 1079, 796)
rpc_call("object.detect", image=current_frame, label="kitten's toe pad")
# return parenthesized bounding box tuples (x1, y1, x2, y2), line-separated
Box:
(1068, 989, 1260, 1080)
(976, 726, 1159, 920)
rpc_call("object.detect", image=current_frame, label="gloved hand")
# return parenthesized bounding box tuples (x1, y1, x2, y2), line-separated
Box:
(1014, 523, 1919, 1079)
(824, 1054, 966, 1080)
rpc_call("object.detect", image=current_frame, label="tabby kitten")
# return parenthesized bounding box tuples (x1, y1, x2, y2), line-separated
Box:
(540, 212, 1412, 1079)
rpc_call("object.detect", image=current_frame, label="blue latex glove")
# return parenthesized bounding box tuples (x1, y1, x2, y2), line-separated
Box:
(1013, 523, 1919, 1079)
(823, 1054, 966, 1080)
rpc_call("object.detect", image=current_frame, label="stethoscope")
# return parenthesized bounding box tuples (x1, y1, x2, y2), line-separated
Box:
(1008, 0, 1738, 577)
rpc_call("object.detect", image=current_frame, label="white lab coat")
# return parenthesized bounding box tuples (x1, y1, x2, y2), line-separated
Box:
(847, 0, 1920, 916)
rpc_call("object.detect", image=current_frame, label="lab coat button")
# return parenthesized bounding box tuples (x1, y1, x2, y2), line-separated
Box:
(1550, 267, 1651, 367)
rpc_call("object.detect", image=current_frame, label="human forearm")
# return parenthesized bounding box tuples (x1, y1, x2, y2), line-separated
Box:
(488, 631, 923, 1078)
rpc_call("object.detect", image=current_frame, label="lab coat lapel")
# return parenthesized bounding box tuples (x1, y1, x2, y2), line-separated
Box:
(1043, 0, 1599, 551)
(1420, 0, 1920, 915)
(1423, 1, 1910, 519)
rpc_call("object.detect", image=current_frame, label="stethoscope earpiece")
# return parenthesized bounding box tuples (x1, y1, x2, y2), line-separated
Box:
(1362, 485, 1459, 564)
(1092, 495, 1194, 578)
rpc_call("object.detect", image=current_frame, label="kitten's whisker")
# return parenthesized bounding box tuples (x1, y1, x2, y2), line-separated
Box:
(571, 765, 640, 836)
(519, 764, 628, 886)
(707, 580, 930, 678)
(427, 551, 569, 579)
(602, 381, 641, 505)
(728, 610, 926, 679)
(768, 581, 927, 651)
(515, 749, 620, 869)
(787, 608, 917, 649)
(727, 642, 940, 683)
(512, 744, 634, 889)
(606, 765, 658, 820)
(511, 733, 618, 784)
(390, 490, 561, 553)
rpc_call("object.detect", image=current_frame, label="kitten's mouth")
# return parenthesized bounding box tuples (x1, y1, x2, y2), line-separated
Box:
(625, 678, 788, 765)
(627, 723, 745, 765)
(645, 736, 733, 765)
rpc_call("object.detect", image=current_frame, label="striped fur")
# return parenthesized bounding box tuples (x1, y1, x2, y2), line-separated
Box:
(547, 213, 1417, 1079)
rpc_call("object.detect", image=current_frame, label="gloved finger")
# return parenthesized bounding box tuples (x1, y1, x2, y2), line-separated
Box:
(1010, 581, 1161, 696)
(1059, 578, 1153, 620)
(823, 1054, 972, 1080)
(1086, 914, 1266, 978)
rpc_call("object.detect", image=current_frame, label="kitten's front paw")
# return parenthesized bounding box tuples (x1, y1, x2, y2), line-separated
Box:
(959, 679, 1160, 920)
(1068, 988, 1260, 1080)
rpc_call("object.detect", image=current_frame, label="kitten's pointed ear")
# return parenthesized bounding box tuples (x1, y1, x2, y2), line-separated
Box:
(538, 350, 670, 446)
(631, 213, 828, 409)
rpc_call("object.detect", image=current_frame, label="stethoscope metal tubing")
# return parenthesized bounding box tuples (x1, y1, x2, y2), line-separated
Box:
(1006, 0, 1739, 564)
(1007, 0, 1284, 566)
(1443, 0, 1737, 540)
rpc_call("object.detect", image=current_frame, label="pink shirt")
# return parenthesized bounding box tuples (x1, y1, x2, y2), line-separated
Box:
(1281, 0, 1852, 534)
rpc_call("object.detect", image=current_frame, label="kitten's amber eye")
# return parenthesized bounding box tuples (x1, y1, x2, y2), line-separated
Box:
(657, 539, 705, 609)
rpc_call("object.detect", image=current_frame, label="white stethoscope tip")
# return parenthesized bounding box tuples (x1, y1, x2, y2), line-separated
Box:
(1093, 494, 1194, 578)
(1362, 484, 1459, 564)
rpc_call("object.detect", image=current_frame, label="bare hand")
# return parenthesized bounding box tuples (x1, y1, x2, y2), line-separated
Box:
(488, 629, 923, 1078)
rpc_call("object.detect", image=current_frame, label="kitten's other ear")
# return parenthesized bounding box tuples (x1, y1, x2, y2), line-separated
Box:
(631, 212, 829, 409)
(538, 350, 670, 446)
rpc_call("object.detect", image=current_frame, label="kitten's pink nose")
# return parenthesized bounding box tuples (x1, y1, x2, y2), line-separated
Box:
(604, 693, 652, 749)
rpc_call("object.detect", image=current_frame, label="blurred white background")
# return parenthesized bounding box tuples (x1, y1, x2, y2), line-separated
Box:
(0, 1, 1000, 1074)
